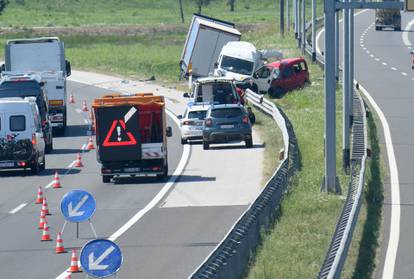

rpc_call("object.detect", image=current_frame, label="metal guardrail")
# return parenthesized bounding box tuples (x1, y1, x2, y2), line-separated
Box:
(303, 18, 369, 279)
(189, 89, 299, 279)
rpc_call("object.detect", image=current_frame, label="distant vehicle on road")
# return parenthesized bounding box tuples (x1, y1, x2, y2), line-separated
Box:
(202, 104, 252, 150)
(92, 93, 172, 183)
(184, 77, 240, 105)
(180, 14, 241, 78)
(0, 74, 53, 152)
(0, 98, 46, 174)
(2, 37, 72, 134)
(375, 1, 401, 31)
(253, 57, 310, 98)
(179, 102, 209, 144)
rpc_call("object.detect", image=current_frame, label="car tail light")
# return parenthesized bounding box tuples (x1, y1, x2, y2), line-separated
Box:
(18, 161, 27, 167)
(242, 116, 249, 124)
(205, 118, 213, 127)
(31, 134, 37, 145)
(152, 166, 161, 171)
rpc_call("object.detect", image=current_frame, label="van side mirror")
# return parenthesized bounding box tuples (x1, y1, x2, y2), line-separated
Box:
(0, 64, 5, 74)
(177, 115, 183, 119)
(39, 81, 45, 86)
(65, 60, 71, 77)
(166, 126, 173, 137)
(214, 62, 219, 69)
(183, 92, 190, 98)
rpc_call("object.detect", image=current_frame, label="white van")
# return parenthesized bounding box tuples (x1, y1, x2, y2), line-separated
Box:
(0, 98, 46, 174)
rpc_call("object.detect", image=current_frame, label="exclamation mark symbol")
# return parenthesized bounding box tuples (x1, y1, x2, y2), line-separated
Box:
(117, 125, 121, 142)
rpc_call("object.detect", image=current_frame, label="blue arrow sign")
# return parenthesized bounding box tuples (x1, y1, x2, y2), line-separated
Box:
(60, 190, 96, 222)
(80, 239, 123, 278)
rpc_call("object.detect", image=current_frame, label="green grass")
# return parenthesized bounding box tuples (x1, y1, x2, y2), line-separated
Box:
(0, 0, 322, 27)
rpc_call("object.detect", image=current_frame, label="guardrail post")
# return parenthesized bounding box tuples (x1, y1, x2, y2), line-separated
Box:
(349, 5, 355, 124)
(323, 0, 339, 193)
(343, 0, 351, 171)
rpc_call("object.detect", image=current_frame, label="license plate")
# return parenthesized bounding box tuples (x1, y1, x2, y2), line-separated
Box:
(0, 162, 15, 167)
(221, 125, 234, 129)
(124, 167, 141, 172)
(189, 126, 202, 130)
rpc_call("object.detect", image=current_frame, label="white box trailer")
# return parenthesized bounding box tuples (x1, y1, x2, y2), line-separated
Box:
(180, 14, 241, 78)
(2, 37, 71, 133)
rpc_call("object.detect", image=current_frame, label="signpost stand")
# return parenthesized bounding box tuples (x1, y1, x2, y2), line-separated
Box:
(60, 189, 98, 239)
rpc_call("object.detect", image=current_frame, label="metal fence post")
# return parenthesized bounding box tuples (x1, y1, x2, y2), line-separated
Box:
(312, 0, 316, 61)
(294, 0, 298, 38)
(297, 0, 302, 48)
(287, 0, 290, 32)
(335, 9, 340, 81)
(349, 5, 355, 123)
(323, 0, 338, 193)
(343, 0, 350, 171)
(302, 0, 306, 51)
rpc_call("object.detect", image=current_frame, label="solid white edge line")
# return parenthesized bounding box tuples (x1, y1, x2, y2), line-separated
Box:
(358, 83, 401, 279)
(316, 9, 401, 277)
(9, 203, 27, 214)
(55, 109, 191, 279)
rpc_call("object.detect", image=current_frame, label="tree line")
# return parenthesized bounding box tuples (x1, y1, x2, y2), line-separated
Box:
(179, 0, 237, 23)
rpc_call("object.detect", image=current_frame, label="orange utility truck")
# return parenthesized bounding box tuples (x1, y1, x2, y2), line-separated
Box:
(92, 93, 172, 183)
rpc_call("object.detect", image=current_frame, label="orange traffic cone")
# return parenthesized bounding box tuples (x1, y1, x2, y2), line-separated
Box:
(86, 137, 95, 150)
(41, 221, 52, 241)
(69, 249, 82, 273)
(38, 209, 46, 229)
(74, 153, 83, 168)
(82, 100, 88, 112)
(41, 196, 50, 215)
(53, 171, 62, 189)
(35, 186, 43, 204)
(69, 94, 75, 104)
(55, 232, 66, 254)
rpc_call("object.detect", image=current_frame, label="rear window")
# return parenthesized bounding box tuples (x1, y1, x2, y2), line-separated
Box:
(188, 110, 207, 120)
(10, 115, 25, 131)
(211, 108, 243, 118)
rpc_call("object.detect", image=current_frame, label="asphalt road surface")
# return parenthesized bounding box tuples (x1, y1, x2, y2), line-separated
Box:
(318, 10, 414, 279)
(0, 74, 265, 278)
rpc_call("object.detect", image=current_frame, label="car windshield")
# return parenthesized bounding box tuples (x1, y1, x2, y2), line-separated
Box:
(188, 110, 207, 120)
(221, 56, 254, 75)
(211, 108, 243, 118)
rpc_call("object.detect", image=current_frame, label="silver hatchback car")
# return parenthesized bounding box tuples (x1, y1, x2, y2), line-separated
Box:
(202, 104, 252, 150)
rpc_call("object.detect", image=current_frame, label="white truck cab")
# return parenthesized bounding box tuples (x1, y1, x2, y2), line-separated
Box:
(1, 37, 71, 134)
(0, 98, 45, 174)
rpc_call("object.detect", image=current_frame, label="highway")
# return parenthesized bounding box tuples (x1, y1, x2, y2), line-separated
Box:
(318, 10, 414, 279)
(0, 71, 265, 278)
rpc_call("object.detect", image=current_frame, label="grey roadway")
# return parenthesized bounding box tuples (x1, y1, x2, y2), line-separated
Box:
(0, 76, 265, 278)
(318, 10, 414, 278)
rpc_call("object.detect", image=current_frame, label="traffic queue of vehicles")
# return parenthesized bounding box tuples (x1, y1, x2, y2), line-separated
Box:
(0, 37, 71, 174)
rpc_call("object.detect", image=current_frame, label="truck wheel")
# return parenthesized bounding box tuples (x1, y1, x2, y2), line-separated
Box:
(102, 175, 112, 183)
(245, 138, 253, 148)
(395, 26, 401, 31)
(203, 141, 210, 150)
(375, 26, 381, 31)
(30, 156, 40, 175)
(46, 139, 53, 154)
(181, 138, 188, 145)
(40, 155, 46, 171)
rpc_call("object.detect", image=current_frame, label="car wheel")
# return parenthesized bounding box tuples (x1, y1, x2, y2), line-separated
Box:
(270, 87, 284, 99)
(102, 175, 112, 183)
(203, 141, 210, 150)
(181, 138, 188, 145)
(245, 138, 253, 148)
(375, 26, 381, 31)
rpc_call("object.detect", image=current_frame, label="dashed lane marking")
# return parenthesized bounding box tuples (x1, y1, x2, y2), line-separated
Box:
(9, 203, 27, 214)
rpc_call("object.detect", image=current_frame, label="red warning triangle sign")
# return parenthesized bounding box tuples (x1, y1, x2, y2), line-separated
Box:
(103, 119, 137, 147)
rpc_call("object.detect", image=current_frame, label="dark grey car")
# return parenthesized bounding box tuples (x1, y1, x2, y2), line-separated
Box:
(202, 104, 252, 150)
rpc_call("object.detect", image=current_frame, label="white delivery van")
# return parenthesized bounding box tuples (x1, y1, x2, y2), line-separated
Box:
(214, 41, 283, 87)
(0, 98, 46, 174)
(180, 14, 241, 78)
(2, 37, 71, 134)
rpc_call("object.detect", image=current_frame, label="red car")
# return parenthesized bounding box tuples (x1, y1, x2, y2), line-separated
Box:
(252, 57, 310, 98)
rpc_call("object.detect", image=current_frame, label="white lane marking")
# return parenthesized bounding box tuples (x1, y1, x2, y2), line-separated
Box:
(383, 62, 388, 66)
(370, 54, 374, 58)
(363, 47, 367, 50)
(81, 143, 87, 150)
(402, 20, 414, 48)
(391, 67, 397, 71)
(45, 181, 54, 189)
(55, 109, 191, 279)
(9, 203, 27, 214)
(375, 58, 380, 62)
(402, 72, 408, 76)
(75, 108, 82, 113)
